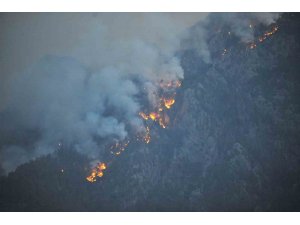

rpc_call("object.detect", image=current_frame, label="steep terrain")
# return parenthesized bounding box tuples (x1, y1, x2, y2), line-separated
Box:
(0, 13, 300, 211)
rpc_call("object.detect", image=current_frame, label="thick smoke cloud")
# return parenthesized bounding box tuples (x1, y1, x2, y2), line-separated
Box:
(0, 13, 208, 173)
(0, 13, 281, 173)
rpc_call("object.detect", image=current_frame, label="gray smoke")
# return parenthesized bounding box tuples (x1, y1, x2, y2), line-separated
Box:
(219, 12, 281, 41)
(186, 12, 281, 62)
(0, 12, 281, 174)
(0, 13, 208, 173)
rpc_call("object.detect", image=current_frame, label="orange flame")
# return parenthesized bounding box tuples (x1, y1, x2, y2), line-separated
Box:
(163, 98, 175, 109)
(139, 112, 149, 120)
(87, 78, 182, 183)
(149, 112, 160, 121)
(248, 25, 278, 50)
(110, 140, 130, 155)
(86, 162, 107, 183)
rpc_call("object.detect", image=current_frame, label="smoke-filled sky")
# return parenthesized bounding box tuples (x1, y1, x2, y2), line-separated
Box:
(0, 13, 280, 173)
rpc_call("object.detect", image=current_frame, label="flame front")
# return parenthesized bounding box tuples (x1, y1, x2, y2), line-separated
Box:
(222, 25, 279, 55)
(139, 112, 149, 120)
(139, 80, 179, 131)
(248, 25, 278, 49)
(86, 162, 107, 183)
(149, 112, 160, 121)
(86, 23, 279, 184)
(163, 97, 175, 109)
(110, 140, 130, 156)
(87, 78, 182, 183)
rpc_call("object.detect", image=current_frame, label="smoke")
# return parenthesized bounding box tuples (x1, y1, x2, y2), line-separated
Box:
(0, 12, 282, 174)
(0, 13, 208, 173)
(185, 12, 281, 62)
(218, 12, 281, 41)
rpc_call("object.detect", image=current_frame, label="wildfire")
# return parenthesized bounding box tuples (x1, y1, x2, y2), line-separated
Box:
(258, 26, 278, 42)
(139, 81, 179, 131)
(86, 162, 107, 183)
(158, 114, 169, 129)
(163, 97, 175, 109)
(85, 24, 279, 184)
(149, 112, 160, 121)
(139, 112, 149, 120)
(109, 139, 130, 156)
(87, 78, 182, 183)
(139, 111, 161, 122)
(248, 25, 279, 50)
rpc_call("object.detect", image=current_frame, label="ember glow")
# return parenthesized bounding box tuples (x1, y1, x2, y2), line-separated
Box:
(139, 112, 149, 120)
(87, 78, 182, 183)
(136, 80, 180, 145)
(110, 140, 130, 156)
(258, 25, 278, 43)
(86, 162, 107, 183)
(139, 80, 179, 130)
(86, 24, 278, 183)
(149, 112, 160, 121)
(158, 112, 170, 129)
(163, 97, 175, 109)
(248, 25, 279, 49)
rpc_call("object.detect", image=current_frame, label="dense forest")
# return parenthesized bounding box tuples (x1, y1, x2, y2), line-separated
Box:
(0, 13, 300, 211)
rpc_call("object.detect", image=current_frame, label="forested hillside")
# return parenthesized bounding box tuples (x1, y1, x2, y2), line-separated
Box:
(0, 13, 299, 211)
